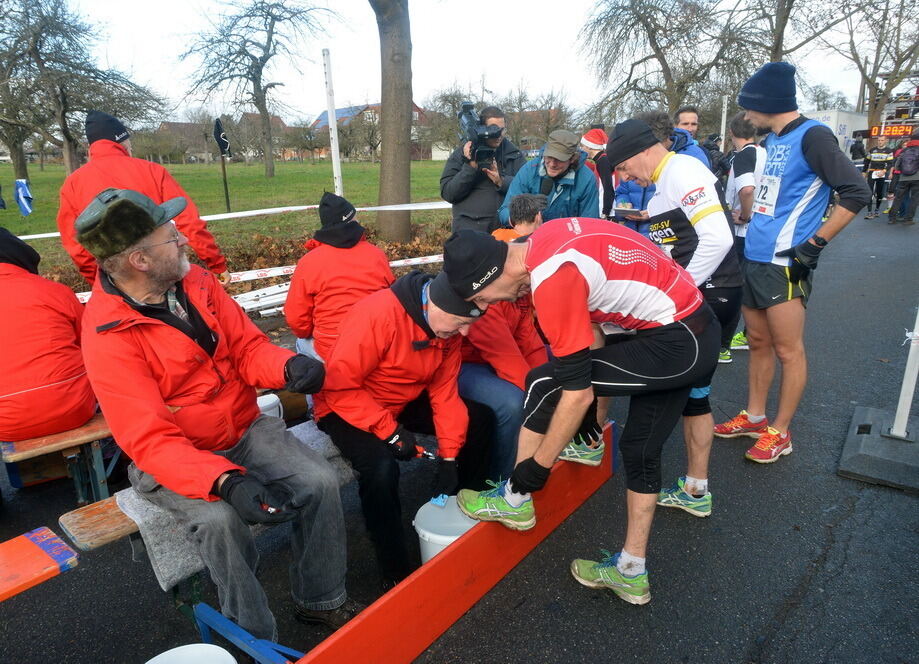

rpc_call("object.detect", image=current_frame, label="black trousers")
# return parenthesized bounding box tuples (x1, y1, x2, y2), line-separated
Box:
(319, 393, 493, 581)
(868, 177, 887, 212)
(522, 307, 720, 494)
(706, 286, 743, 350)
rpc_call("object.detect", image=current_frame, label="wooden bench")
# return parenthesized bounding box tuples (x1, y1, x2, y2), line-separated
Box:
(2, 412, 113, 505)
(0, 526, 79, 602)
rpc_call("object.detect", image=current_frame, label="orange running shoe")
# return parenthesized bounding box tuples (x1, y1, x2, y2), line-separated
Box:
(713, 410, 769, 438)
(745, 427, 792, 463)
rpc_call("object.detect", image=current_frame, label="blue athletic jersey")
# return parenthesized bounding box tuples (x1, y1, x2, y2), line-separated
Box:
(745, 119, 831, 265)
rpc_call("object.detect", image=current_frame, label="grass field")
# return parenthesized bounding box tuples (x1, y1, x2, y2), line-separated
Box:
(0, 159, 453, 289)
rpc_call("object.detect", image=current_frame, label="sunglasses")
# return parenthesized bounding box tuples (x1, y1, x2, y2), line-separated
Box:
(137, 224, 180, 251)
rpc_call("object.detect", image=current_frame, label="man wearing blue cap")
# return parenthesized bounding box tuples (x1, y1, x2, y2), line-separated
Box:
(713, 62, 869, 463)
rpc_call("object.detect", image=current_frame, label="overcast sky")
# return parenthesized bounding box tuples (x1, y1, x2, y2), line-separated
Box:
(72, 0, 868, 124)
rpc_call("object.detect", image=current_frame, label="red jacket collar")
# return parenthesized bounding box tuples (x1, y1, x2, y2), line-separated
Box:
(88, 140, 130, 160)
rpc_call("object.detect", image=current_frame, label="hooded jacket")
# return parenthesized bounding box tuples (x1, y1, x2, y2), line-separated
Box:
(0, 233, 96, 441)
(315, 271, 468, 458)
(670, 128, 712, 169)
(440, 138, 526, 233)
(81, 264, 293, 500)
(497, 147, 600, 225)
(57, 140, 228, 284)
(285, 235, 394, 359)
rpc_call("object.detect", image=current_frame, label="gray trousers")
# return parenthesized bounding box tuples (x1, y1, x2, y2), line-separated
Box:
(129, 415, 347, 640)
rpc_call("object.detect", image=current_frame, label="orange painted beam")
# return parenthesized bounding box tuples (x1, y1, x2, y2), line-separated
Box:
(0, 527, 79, 602)
(299, 423, 615, 664)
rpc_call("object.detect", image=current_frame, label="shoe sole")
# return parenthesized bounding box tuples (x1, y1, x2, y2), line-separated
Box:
(714, 430, 766, 439)
(559, 455, 603, 467)
(569, 562, 651, 605)
(730, 344, 749, 350)
(656, 500, 711, 517)
(456, 500, 536, 531)
(718, 357, 732, 364)
(745, 444, 793, 463)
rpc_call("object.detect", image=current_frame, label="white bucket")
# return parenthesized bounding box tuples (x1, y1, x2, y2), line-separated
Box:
(256, 393, 282, 418)
(413, 496, 478, 564)
(144, 643, 236, 664)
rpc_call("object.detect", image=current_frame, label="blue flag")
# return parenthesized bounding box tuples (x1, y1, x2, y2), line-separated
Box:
(15, 179, 32, 216)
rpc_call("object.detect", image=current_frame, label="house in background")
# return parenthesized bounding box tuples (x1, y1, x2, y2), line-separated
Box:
(311, 102, 431, 160)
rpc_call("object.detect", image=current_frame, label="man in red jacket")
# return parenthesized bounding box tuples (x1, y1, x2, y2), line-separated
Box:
(57, 111, 229, 286)
(0, 228, 96, 443)
(75, 188, 358, 640)
(315, 270, 493, 587)
(285, 192, 394, 360)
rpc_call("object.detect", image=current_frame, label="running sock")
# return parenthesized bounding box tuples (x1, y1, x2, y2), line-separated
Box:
(503, 480, 530, 508)
(747, 414, 766, 423)
(617, 550, 646, 576)
(685, 476, 708, 496)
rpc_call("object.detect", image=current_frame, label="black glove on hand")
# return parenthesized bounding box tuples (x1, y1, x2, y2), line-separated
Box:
(431, 458, 459, 497)
(384, 426, 418, 461)
(510, 457, 552, 494)
(573, 399, 602, 446)
(284, 354, 325, 394)
(219, 472, 295, 525)
(775, 240, 823, 283)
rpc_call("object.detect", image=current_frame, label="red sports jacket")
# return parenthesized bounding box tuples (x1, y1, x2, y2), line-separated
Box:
(57, 140, 228, 284)
(285, 238, 394, 359)
(0, 264, 96, 441)
(315, 288, 467, 458)
(81, 265, 292, 500)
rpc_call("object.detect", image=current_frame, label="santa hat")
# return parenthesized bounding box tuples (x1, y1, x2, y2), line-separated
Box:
(580, 128, 609, 151)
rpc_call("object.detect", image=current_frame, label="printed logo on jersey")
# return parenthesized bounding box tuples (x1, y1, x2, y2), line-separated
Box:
(680, 187, 708, 207)
(762, 143, 791, 178)
(566, 218, 582, 234)
(647, 218, 676, 244)
(607, 245, 659, 269)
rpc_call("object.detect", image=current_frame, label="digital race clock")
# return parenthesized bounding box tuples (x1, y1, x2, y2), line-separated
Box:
(870, 124, 914, 137)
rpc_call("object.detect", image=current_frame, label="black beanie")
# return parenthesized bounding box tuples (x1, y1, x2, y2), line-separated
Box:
(0, 227, 41, 274)
(429, 271, 483, 318)
(318, 191, 357, 227)
(442, 230, 508, 299)
(85, 111, 130, 144)
(606, 119, 660, 167)
(737, 62, 798, 114)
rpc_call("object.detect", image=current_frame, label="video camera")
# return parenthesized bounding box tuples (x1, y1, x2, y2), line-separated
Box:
(458, 101, 502, 169)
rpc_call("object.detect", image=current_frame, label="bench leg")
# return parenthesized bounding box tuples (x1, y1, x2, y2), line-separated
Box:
(64, 451, 89, 505)
(193, 603, 304, 664)
(85, 440, 109, 502)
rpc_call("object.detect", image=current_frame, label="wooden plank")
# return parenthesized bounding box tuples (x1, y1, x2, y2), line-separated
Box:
(1, 413, 111, 463)
(0, 527, 79, 602)
(58, 496, 139, 551)
(299, 423, 615, 664)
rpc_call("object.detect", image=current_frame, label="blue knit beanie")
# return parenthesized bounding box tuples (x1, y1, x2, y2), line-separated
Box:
(737, 62, 798, 114)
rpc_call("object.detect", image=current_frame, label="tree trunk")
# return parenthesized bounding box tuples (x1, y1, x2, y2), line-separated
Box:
(254, 92, 275, 178)
(370, 0, 413, 242)
(8, 140, 29, 180)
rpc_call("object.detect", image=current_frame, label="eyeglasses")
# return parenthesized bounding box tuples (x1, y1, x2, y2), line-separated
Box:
(137, 225, 180, 251)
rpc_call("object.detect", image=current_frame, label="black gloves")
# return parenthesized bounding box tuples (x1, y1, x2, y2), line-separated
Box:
(510, 457, 552, 494)
(384, 426, 418, 461)
(284, 354, 325, 394)
(218, 472, 295, 525)
(431, 458, 459, 497)
(775, 239, 824, 283)
(573, 400, 603, 447)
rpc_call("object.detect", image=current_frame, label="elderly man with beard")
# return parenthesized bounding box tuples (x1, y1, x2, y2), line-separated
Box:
(76, 188, 359, 642)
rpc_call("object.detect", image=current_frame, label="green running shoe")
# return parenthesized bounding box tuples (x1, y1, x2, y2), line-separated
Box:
(656, 476, 712, 517)
(718, 348, 732, 364)
(456, 479, 535, 531)
(570, 550, 650, 605)
(730, 331, 749, 350)
(560, 439, 605, 466)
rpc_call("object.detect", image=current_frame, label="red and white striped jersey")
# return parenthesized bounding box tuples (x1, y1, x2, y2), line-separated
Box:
(524, 217, 703, 357)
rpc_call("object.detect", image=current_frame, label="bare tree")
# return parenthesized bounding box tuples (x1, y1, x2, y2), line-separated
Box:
(802, 83, 853, 111)
(819, 0, 919, 130)
(738, 0, 860, 62)
(353, 108, 382, 162)
(183, 0, 330, 178)
(369, 0, 413, 242)
(423, 84, 478, 154)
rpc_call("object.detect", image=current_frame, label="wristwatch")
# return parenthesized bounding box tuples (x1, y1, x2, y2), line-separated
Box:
(811, 235, 828, 247)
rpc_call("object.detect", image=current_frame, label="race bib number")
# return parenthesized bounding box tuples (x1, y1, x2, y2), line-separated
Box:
(754, 175, 781, 216)
(871, 170, 885, 179)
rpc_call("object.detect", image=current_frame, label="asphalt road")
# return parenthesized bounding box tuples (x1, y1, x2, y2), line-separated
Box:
(1, 211, 917, 663)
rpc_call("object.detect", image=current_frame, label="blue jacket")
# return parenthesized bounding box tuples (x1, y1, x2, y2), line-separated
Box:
(671, 128, 711, 169)
(614, 180, 655, 235)
(498, 147, 599, 224)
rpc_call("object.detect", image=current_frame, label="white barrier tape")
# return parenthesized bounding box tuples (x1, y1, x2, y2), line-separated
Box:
(18, 200, 452, 240)
(76, 253, 445, 303)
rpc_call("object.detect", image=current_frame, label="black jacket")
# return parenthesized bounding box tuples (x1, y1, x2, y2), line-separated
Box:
(440, 138, 526, 233)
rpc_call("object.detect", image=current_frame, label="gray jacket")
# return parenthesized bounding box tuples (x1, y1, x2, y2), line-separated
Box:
(439, 138, 526, 233)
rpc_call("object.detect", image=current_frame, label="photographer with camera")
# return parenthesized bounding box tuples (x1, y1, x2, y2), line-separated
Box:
(440, 105, 526, 233)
